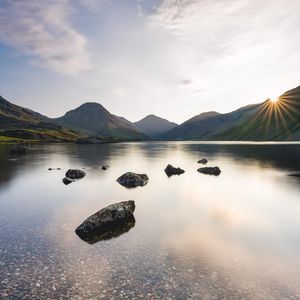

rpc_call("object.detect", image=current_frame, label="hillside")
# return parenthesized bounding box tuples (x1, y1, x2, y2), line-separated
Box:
(0, 96, 86, 143)
(214, 86, 300, 140)
(163, 106, 260, 140)
(133, 114, 178, 138)
(53, 102, 146, 141)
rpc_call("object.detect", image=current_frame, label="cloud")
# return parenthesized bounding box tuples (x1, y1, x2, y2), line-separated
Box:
(0, 0, 91, 74)
(145, 0, 300, 117)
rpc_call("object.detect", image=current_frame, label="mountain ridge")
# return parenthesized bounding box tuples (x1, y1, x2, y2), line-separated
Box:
(133, 114, 178, 138)
(1, 84, 300, 142)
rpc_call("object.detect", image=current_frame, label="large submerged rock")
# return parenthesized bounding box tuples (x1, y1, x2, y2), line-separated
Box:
(117, 172, 148, 188)
(198, 167, 221, 176)
(75, 201, 136, 244)
(65, 169, 86, 179)
(164, 164, 185, 177)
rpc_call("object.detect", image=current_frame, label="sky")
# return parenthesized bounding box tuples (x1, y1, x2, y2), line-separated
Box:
(0, 0, 300, 124)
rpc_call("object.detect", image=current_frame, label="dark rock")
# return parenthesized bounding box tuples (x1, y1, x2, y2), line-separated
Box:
(101, 165, 110, 170)
(62, 177, 73, 185)
(289, 173, 300, 177)
(65, 169, 86, 179)
(198, 158, 208, 164)
(164, 164, 185, 177)
(10, 146, 26, 155)
(117, 172, 149, 188)
(75, 201, 136, 244)
(198, 166, 221, 176)
(77, 216, 135, 244)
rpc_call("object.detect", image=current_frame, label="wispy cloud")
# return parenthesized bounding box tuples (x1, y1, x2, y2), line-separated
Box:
(0, 0, 91, 74)
(148, 0, 300, 102)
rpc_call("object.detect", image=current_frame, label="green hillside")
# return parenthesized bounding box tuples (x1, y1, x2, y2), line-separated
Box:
(214, 86, 300, 141)
(0, 96, 87, 143)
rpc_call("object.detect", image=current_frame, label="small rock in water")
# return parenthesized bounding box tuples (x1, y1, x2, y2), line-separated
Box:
(198, 166, 221, 176)
(75, 201, 136, 244)
(289, 173, 300, 177)
(65, 169, 86, 179)
(101, 165, 110, 170)
(198, 158, 208, 164)
(117, 172, 148, 188)
(164, 164, 185, 177)
(62, 177, 73, 185)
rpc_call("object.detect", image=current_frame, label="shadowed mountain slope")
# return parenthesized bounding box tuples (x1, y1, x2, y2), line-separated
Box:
(0, 96, 83, 142)
(53, 102, 146, 140)
(133, 114, 177, 138)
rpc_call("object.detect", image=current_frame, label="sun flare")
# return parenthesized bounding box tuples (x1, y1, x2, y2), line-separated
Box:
(270, 97, 279, 103)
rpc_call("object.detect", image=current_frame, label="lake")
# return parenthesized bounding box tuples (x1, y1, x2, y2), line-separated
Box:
(1, 142, 300, 299)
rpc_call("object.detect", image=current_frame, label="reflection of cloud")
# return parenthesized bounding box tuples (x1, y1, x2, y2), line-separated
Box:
(165, 227, 300, 297)
(181, 79, 192, 85)
(0, 0, 91, 74)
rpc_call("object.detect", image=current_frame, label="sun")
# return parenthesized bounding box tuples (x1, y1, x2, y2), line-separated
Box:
(270, 97, 279, 103)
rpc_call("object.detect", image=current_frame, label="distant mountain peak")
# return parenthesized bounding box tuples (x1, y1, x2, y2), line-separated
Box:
(133, 114, 177, 138)
(54, 102, 146, 140)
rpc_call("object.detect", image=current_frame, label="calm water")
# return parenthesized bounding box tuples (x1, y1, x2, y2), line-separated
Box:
(1, 142, 300, 300)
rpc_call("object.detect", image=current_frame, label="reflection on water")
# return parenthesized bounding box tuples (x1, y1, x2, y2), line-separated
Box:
(0, 142, 300, 299)
(76, 216, 136, 245)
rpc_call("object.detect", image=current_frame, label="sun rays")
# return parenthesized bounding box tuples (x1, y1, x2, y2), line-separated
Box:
(250, 94, 300, 137)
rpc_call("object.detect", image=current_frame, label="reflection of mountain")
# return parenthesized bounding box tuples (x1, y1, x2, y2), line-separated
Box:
(181, 143, 300, 173)
(76, 215, 135, 244)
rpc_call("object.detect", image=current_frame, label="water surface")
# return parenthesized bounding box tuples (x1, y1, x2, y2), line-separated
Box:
(1, 142, 300, 299)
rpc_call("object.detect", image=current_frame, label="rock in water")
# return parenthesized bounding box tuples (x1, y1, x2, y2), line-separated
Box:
(198, 167, 221, 176)
(164, 164, 185, 177)
(198, 158, 208, 164)
(101, 165, 110, 170)
(288, 173, 300, 177)
(117, 172, 148, 188)
(75, 201, 136, 243)
(65, 169, 86, 179)
(62, 177, 73, 185)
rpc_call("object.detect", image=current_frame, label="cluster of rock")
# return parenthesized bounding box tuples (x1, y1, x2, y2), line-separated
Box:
(62, 169, 86, 185)
(52, 157, 221, 244)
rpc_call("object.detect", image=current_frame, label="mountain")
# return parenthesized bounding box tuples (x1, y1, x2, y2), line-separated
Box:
(215, 86, 300, 140)
(163, 105, 261, 140)
(53, 102, 146, 140)
(112, 115, 133, 126)
(133, 114, 178, 138)
(0, 95, 85, 143)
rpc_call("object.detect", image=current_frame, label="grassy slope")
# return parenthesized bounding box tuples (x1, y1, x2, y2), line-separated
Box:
(214, 86, 300, 141)
(0, 96, 90, 143)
